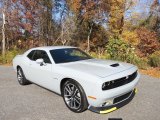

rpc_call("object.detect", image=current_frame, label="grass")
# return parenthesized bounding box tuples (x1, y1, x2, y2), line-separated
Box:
(140, 67, 160, 78)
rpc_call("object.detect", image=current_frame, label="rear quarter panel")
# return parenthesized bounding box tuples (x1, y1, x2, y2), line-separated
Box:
(13, 54, 31, 79)
(13, 55, 23, 71)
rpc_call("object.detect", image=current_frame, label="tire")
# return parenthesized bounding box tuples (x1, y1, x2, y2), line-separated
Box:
(17, 67, 30, 85)
(62, 79, 88, 113)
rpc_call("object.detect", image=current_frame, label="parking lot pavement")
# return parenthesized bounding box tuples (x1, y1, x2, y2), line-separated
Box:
(0, 66, 160, 120)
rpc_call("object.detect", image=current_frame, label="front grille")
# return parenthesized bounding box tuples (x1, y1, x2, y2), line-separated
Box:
(113, 71, 137, 88)
(113, 91, 132, 104)
(102, 71, 137, 90)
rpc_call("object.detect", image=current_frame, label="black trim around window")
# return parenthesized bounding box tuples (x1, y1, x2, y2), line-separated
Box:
(27, 50, 52, 64)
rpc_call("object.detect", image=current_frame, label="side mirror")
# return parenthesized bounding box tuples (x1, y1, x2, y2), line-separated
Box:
(36, 58, 44, 64)
(36, 59, 46, 66)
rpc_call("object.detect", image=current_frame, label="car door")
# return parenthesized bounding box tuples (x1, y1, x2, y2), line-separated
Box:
(23, 50, 36, 79)
(28, 50, 54, 89)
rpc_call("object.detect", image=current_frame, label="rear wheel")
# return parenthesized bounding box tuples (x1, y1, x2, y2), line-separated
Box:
(17, 67, 30, 85)
(62, 79, 88, 113)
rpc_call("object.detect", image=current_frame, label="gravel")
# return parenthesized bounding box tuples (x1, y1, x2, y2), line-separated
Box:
(0, 66, 160, 120)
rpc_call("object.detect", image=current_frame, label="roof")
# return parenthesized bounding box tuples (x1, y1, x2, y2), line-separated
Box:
(31, 46, 77, 51)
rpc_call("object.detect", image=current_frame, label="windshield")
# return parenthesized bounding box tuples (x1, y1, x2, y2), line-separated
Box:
(50, 48, 92, 64)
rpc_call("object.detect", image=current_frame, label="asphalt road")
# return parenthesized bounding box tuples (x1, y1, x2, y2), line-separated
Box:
(0, 66, 160, 120)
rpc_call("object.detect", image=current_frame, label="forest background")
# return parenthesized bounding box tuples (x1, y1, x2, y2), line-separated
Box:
(0, 0, 160, 77)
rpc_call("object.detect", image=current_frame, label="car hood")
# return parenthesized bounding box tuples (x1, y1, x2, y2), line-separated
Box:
(60, 59, 136, 78)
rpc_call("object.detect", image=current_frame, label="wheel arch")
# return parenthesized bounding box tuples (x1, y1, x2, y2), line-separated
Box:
(60, 78, 87, 96)
(17, 65, 21, 70)
(60, 78, 71, 95)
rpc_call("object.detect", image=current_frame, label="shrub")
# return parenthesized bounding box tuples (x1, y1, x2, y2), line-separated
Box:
(0, 49, 23, 64)
(137, 27, 160, 57)
(106, 38, 136, 63)
(90, 52, 110, 59)
(121, 30, 139, 46)
(133, 57, 149, 69)
(149, 51, 160, 67)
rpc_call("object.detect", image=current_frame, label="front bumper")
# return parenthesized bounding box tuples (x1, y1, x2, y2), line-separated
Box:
(88, 88, 137, 114)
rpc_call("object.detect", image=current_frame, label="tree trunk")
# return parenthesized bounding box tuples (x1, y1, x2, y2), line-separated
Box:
(87, 22, 93, 52)
(2, 11, 6, 58)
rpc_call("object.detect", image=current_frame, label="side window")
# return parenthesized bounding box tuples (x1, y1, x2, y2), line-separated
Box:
(27, 50, 35, 60)
(41, 51, 51, 64)
(32, 50, 51, 64)
(32, 50, 41, 61)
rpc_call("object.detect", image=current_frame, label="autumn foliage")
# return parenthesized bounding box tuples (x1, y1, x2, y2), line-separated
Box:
(136, 27, 160, 57)
(0, 0, 160, 77)
(121, 30, 139, 46)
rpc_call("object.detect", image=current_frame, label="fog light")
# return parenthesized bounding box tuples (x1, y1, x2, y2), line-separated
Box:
(102, 101, 110, 107)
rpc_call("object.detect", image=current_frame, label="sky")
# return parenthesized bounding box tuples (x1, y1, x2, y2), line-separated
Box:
(133, 0, 160, 13)
(125, 0, 154, 20)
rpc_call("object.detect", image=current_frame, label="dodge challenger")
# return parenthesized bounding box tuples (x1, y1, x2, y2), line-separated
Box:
(13, 46, 140, 114)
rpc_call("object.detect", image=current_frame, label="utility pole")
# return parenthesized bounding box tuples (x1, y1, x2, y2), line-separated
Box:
(2, 9, 6, 58)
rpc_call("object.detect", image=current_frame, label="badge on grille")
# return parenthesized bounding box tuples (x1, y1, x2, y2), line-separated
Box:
(126, 76, 129, 79)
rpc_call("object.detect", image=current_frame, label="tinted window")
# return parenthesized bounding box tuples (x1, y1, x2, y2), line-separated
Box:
(50, 48, 92, 64)
(32, 50, 51, 64)
(27, 50, 35, 60)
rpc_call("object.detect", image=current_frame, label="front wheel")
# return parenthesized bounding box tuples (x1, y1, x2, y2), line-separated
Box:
(62, 79, 88, 113)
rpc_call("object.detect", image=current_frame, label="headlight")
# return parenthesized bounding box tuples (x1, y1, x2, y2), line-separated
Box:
(102, 81, 114, 90)
(102, 81, 112, 90)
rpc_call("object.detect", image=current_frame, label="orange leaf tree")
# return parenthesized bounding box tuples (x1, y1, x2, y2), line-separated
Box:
(137, 27, 160, 57)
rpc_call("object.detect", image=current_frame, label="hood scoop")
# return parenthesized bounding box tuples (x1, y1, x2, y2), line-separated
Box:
(110, 63, 119, 67)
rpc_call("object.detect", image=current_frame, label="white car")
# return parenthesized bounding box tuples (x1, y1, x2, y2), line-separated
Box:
(13, 46, 140, 114)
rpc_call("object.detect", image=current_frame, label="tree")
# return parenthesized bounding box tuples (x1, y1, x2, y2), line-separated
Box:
(109, 0, 125, 38)
(149, 0, 160, 33)
(66, 0, 102, 51)
(0, 0, 10, 58)
(39, 0, 54, 45)
(1, 3, 6, 58)
(4, 0, 43, 49)
(0, 0, 57, 50)
(137, 27, 160, 57)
